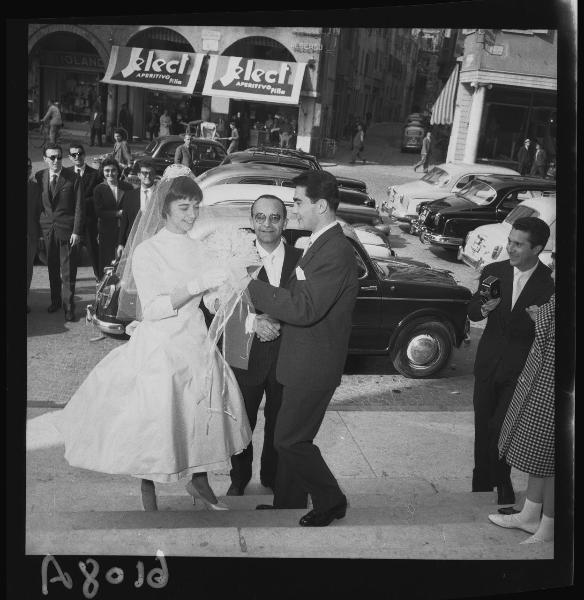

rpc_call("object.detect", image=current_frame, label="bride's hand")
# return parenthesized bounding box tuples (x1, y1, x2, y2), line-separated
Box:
(187, 267, 228, 295)
(227, 265, 251, 292)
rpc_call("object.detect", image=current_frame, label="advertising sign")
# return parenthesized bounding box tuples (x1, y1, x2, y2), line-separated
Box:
(102, 46, 205, 94)
(202, 55, 306, 105)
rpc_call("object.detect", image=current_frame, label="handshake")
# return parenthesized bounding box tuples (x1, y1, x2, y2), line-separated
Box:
(252, 314, 281, 343)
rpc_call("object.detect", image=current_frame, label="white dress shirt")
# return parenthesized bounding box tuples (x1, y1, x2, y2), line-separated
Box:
(303, 221, 338, 255)
(74, 165, 85, 178)
(140, 186, 154, 212)
(511, 262, 538, 309)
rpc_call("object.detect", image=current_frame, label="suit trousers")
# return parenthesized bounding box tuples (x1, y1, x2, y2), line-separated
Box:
(273, 385, 344, 511)
(472, 371, 516, 490)
(45, 229, 79, 306)
(230, 365, 283, 490)
(84, 218, 100, 279)
(90, 127, 103, 147)
(27, 235, 38, 298)
(414, 153, 430, 172)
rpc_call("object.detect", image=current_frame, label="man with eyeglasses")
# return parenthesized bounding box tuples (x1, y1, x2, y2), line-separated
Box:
(35, 143, 85, 321)
(116, 160, 157, 259)
(66, 143, 102, 280)
(223, 194, 302, 497)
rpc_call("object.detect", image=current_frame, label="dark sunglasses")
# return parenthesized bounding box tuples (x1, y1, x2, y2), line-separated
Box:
(69, 152, 84, 158)
(46, 155, 62, 161)
(140, 171, 154, 177)
(253, 213, 283, 224)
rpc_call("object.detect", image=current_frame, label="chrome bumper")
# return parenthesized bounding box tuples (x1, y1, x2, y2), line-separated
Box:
(418, 228, 464, 248)
(459, 250, 483, 269)
(85, 304, 126, 335)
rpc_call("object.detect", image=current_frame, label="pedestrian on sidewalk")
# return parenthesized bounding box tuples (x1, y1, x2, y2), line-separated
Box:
(41, 100, 63, 144)
(89, 103, 105, 147)
(413, 131, 432, 173)
(488, 263, 555, 544)
(468, 217, 554, 506)
(350, 123, 366, 164)
(111, 128, 132, 170)
(245, 171, 359, 527)
(530, 142, 548, 178)
(27, 157, 42, 314)
(35, 143, 85, 322)
(226, 121, 240, 154)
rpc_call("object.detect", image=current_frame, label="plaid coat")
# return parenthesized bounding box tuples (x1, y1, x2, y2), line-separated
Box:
(498, 294, 555, 476)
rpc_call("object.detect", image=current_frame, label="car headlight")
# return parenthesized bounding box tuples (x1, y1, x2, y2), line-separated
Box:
(492, 245, 503, 260)
(97, 284, 117, 310)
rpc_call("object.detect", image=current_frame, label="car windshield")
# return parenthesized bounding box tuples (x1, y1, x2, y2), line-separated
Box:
(144, 140, 157, 154)
(421, 167, 450, 186)
(457, 180, 497, 205)
(504, 205, 539, 224)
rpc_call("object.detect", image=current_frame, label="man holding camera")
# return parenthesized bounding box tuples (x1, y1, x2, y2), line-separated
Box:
(468, 217, 554, 505)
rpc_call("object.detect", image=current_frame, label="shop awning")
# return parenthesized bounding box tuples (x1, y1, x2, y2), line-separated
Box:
(101, 46, 205, 94)
(202, 55, 307, 105)
(430, 63, 460, 126)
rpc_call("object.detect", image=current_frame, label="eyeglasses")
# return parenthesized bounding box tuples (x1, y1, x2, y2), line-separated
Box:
(46, 155, 62, 161)
(69, 152, 84, 158)
(253, 213, 283, 224)
(140, 171, 154, 177)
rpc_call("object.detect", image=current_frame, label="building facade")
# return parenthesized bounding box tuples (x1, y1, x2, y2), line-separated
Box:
(330, 28, 420, 139)
(28, 24, 342, 154)
(446, 29, 557, 166)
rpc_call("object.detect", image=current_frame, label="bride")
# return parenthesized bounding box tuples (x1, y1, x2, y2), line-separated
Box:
(56, 165, 252, 511)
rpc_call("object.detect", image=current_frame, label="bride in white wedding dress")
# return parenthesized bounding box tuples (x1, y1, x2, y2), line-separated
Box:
(56, 166, 252, 511)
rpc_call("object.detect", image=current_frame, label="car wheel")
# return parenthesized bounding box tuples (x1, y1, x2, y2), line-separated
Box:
(392, 320, 453, 378)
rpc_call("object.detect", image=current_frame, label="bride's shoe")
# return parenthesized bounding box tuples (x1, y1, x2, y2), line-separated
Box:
(185, 480, 229, 511)
(141, 481, 158, 512)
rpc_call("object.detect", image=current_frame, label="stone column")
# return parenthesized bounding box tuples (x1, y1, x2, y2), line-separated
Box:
(105, 83, 118, 144)
(463, 82, 488, 164)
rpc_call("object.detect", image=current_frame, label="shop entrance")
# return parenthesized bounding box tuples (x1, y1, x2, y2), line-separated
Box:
(30, 32, 107, 130)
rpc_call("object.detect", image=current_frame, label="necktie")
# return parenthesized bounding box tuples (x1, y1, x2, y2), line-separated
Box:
(512, 272, 526, 308)
(50, 174, 58, 198)
(144, 188, 150, 206)
(303, 238, 313, 256)
(75, 167, 81, 176)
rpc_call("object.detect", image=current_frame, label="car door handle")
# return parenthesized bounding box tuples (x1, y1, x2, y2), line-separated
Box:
(360, 285, 378, 291)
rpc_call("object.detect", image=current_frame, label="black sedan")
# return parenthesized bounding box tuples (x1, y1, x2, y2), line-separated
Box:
(87, 222, 471, 378)
(221, 146, 368, 194)
(411, 175, 556, 250)
(125, 135, 227, 185)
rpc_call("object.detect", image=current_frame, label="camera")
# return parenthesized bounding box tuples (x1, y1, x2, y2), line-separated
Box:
(479, 275, 501, 303)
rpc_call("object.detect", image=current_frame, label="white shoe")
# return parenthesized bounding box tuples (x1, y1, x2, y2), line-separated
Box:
(185, 480, 229, 511)
(519, 532, 553, 544)
(488, 513, 539, 534)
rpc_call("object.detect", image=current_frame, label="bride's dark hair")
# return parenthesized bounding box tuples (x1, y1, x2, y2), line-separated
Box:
(161, 176, 203, 217)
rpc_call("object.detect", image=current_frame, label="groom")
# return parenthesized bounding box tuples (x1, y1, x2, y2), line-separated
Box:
(244, 171, 359, 527)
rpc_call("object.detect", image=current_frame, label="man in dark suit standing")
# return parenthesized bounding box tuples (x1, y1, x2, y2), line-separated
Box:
(530, 142, 548, 178)
(244, 171, 359, 527)
(35, 144, 85, 321)
(225, 195, 302, 496)
(66, 143, 102, 280)
(89, 104, 105, 147)
(468, 217, 554, 505)
(174, 132, 195, 169)
(116, 160, 157, 258)
(27, 157, 42, 313)
(516, 138, 533, 176)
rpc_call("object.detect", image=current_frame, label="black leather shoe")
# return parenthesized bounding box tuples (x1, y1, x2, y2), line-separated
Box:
(256, 504, 275, 510)
(497, 483, 516, 505)
(64, 305, 75, 322)
(47, 300, 62, 313)
(226, 483, 244, 496)
(260, 479, 275, 492)
(299, 499, 347, 527)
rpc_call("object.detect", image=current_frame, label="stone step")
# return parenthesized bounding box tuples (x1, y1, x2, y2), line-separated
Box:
(26, 503, 552, 559)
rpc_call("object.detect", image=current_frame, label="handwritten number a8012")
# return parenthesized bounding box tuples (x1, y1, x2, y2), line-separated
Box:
(41, 555, 73, 596)
(135, 549, 169, 589)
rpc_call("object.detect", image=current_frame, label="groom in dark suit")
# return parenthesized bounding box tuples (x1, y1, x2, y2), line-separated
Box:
(245, 171, 359, 527)
(468, 217, 554, 504)
(226, 195, 302, 496)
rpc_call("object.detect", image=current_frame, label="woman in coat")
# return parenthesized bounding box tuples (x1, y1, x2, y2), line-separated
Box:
(488, 257, 556, 544)
(93, 157, 134, 276)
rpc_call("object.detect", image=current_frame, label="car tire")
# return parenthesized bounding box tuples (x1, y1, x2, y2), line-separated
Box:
(392, 320, 453, 378)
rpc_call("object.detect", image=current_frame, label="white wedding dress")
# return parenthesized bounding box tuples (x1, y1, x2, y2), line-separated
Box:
(56, 227, 252, 482)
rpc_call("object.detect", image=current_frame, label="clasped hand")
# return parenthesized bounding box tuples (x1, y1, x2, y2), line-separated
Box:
(254, 314, 280, 342)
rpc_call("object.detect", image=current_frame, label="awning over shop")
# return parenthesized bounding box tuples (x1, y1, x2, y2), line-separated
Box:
(202, 55, 307, 105)
(430, 63, 460, 126)
(101, 46, 205, 94)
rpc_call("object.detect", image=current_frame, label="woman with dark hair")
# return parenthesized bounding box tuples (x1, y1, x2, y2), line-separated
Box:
(93, 157, 134, 276)
(111, 128, 132, 169)
(57, 166, 252, 511)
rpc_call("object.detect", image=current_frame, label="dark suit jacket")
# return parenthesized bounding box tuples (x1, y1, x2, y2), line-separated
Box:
(249, 224, 359, 390)
(531, 149, 548, 170)
(117, 187, 141, 246)
(174, 143, 194, 167)
(468, 259, 554, 381)
(35, 168, 84, 241)
(89, 109, 105, 129)
(232, 244, 302, 386)
(27, 179, 42, 239)
(516, 146, 532, 173)
(65, 165, 102, 223)
(93, 180, 134, 234)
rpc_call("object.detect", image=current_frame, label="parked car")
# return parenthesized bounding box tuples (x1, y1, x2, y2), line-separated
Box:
(411, 175, 556, 250)
(198, 184, 392, 260)
(221, 146, 368, 193)
(384, 162, 520, 225)
(196, 163, 386, 233)
(124, 135, 227, 186)
(459, 194, 556, 270)
(86, 215, 471, 378)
